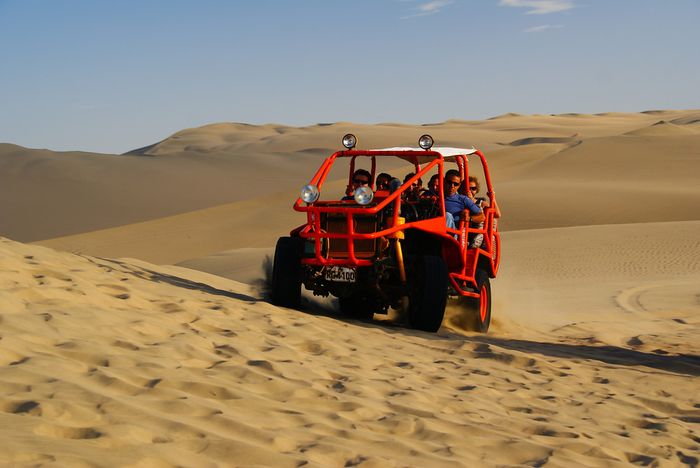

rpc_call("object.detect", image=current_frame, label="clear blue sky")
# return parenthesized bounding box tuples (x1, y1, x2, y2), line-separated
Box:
(1, 0, 698, 153)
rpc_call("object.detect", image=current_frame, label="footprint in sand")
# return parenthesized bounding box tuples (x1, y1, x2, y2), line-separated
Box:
(676, 451, 699, 467)
(24, 255, 40, 265)
(627, 336, 644, 347)
(213, 343, 239, 358)
(299, 340, 326, 355)
(37, 312, 52, 322)
(158, 302, 184, 313)
(34, 423, 102, 440)
(2, 400, 42, 416)
(247, 359, 275, 371)
(634, 418, 668, 432)
(112, 340, 140, 351)
(97, 283, 131, 300)
(524, 425, 580, 438)
(0, 349, 30, 366)
(624, 452, 660, 466)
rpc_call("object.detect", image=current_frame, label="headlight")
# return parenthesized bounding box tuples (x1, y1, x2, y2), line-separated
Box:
(419, 134, 434, 150)
(342, 133, 357, 149)
(353, 186, 374, 205)
(300, 184, 320, 203)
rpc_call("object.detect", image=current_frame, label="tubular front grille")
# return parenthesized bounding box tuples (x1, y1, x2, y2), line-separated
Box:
(324, 214, 377, 259)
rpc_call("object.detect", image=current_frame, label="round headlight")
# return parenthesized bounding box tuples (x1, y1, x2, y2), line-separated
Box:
(300, 184, 320, 203)
(342, 133, 357, 149)
(418, 134, 434, 150)
(353, 186, 374, 205)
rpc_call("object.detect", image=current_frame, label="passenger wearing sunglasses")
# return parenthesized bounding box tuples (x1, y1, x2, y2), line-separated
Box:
(466, 176, 488, 247)
(443, 169, 484, 230)
(342, 169, 373, 200)
(466, 176, 489, 208)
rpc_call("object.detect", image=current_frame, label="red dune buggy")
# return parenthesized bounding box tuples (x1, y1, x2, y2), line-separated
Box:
(271, 134, 501, 333)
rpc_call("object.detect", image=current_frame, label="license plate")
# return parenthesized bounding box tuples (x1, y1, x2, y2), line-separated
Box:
(324, 266, 356, 283)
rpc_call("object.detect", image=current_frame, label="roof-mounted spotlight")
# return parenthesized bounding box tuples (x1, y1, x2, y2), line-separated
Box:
(418, 134, 434, 150)
(342, 133, 357, 149)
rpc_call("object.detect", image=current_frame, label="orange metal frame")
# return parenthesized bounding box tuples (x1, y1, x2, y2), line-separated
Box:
(291, 149, 501, 297)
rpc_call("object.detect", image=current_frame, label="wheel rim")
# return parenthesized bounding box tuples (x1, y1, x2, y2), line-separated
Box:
(479, 285, 488, 322)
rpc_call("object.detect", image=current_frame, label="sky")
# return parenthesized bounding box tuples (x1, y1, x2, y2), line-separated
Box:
(1, 0, 699, 154)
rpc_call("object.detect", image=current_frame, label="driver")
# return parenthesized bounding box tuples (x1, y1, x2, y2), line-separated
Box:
(342, 169, 372, 200)
(443, 169, 484, 230)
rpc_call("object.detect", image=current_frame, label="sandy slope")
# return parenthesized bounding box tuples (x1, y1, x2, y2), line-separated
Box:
(1, 235, 699, 466)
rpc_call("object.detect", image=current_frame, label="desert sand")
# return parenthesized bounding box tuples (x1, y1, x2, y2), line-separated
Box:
(1, 110, 699, 466)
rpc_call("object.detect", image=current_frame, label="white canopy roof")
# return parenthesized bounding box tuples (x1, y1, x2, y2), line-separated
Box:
(337, 147, 479, 164)
(372, 147, 477, 156)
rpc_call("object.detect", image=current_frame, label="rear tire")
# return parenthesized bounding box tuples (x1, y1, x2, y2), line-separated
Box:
(465, 269, 491, 333)
(270, 237, 302, 308)
(407, 255, 448, 332)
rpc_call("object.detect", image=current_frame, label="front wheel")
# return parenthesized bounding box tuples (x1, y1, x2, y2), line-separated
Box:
(407, 255, 448, 332)
(270, 237, 302, 308)
(464, 269, 491, 333)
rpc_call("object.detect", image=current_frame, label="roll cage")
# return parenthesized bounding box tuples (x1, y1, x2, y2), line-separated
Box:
(291, 148, 501, 298)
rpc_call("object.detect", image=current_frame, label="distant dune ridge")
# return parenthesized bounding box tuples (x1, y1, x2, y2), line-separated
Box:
(1, 110, 700, 466)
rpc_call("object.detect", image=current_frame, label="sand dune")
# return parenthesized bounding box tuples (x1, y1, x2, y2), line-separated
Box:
(625, 121, 698, 137)
(3, 110, 698, 243)
(34, 113, 700, 262)
(2, 110, 700, 466)
(505, 136, 581, 146)
(670, 112, 700, 126)
(34, 190, 306, 265)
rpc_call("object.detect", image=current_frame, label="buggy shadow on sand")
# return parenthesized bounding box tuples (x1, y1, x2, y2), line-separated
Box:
(271, 134, 501, 333)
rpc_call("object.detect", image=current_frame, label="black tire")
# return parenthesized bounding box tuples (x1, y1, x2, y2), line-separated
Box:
(464, 269, 491, 333)
(338, 294, 376, 321)
(270, 237, 302, 308)
(407, 255, 448, 332)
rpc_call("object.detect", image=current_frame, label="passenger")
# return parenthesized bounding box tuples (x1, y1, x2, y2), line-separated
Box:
(427, 174, 440, 194)
(467, 176, 501, 218)
(420, 174, 440, 201)
(466, 176, 488, 247)
(402, 172, 424, 201)
(443, 169, 484, 231)
(416, 173, 441, 219)
(467, 176, 489, 209)
(342, 169, 372, 200)
(375, 172, 392, 191)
